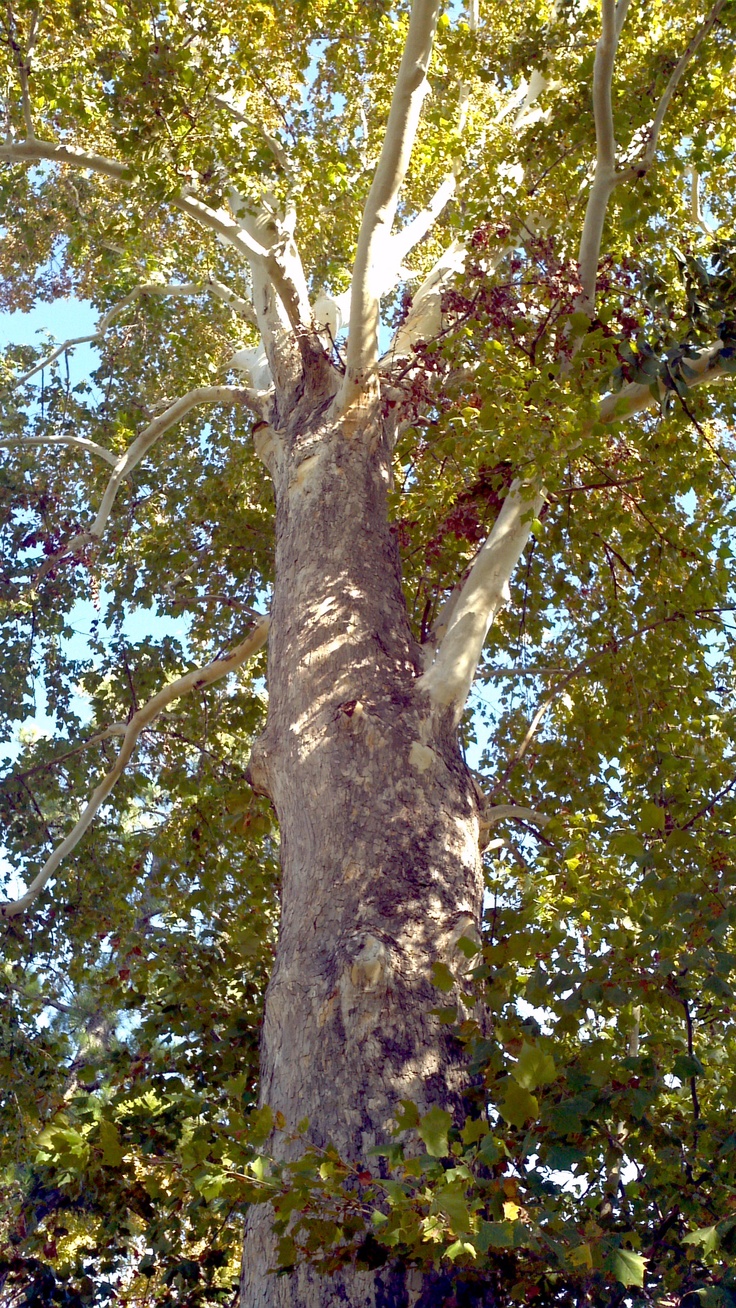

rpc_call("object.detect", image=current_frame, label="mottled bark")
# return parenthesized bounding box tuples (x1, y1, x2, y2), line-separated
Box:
(240, 375, 485, 1307)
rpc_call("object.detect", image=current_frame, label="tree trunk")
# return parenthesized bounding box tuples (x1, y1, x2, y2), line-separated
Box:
(240, 387, 485, 1307)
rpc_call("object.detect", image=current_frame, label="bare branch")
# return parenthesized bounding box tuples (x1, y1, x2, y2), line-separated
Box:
(636, 0, 726, 172)
(579, 0, 724, 312)
(205, 277, 258, 325)
(0, 138, 305, 330)
(482, 803, 551, 830)
(0, 618, 269, 918)
(385, 239, 467, 361)
(0, 136, 127, 178)
(6, 5, 42, 140)
(0, 435, 118, 466)
(63, 385, 262, 555)
(577, 0, 630, 312)
(213, 93, 292, 175)
(342, 0, 442, 406)
(391, 173, 457, 270)
(416, 335, 730, 724)
(8, 333, 101, 387)
(689, 168, 715, 237)
(417, 481, 545, 721)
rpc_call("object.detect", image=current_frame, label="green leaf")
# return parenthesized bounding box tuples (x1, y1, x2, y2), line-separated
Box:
(417, 1106, 453, 1157)
(682, 1225, 719, 1254)
(98, 1119, 125, 1168)
(461, 1117, 489, 1145)
(249, 1104, 274, 1145)
(610, 831, 646, 859)
(640, 801, 666, 832)
(432, 1184, 472, 1232)
(394, 1099, 420, 1132)
(673, 1053, 706, 1080)
(499, 1082, 539, 1127)
(511, 1042, 556, 1092)
(606, 1248, 646, 1287)
(432, 961, 455, 992)
(476, 1220, 517, 1251)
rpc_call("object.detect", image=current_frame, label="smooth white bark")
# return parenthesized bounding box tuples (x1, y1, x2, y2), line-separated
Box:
(0, 138, 303, 325)
(313, 174, 458, 348)
(483, 804, 551, 829)
(599, 341, 726, 423)
(418, 481, 544, 720)
(0, 435, 117, 466)
(577, 0, 630, 312)
(0, 619, 269, 918)
(342, 0, 442, 406)
(387, 239, 467, 360)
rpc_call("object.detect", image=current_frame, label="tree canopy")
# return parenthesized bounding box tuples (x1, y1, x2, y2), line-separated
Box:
(2, 0, 736, 1304)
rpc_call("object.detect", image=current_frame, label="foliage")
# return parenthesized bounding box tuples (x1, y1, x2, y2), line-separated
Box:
(1, 0, 736, 1303)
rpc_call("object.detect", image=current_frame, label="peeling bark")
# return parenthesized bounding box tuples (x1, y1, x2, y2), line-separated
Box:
(240, 383, 485, 1306)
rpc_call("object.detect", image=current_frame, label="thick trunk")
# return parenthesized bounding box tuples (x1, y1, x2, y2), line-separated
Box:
(241, 383, 484, 1307)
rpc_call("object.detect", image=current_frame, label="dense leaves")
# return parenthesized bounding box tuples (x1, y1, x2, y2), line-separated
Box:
(1, 0, 736, 1303)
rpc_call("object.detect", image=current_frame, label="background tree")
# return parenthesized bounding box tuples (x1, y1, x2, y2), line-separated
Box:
(1, 0, 736, 1305)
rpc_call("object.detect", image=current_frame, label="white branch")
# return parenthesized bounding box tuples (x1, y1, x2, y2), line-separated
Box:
(0, 137, 127, 178)
(417, 332, 730, 724)
(0, 619, 269, 918)
(0, 435, 117, 466)
(689, 168, 714, 237)
(342, 0, 442, 406)
(577, 0, 630, 313)
(0, 138, 306, 333)
(385, 239, 467, 360)
(579, 0, 723, 313)
(481, 804, 551, 830)
(599, 340, 726, 423)
(636, 0, 725, 172)
(418, 481, 544, 721)
(213, 93, 292, 175)
(8, 333, 101, 387)
(312, 175, 457, 345)
(63, 386, 261, 556)
(391, 173, 457, 270)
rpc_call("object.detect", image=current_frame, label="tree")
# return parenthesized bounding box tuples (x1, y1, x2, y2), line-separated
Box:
(1, 0, 736, 1304)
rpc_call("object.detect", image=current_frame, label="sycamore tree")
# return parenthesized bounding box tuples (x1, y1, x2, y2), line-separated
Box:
(2, 0, 736, 1304)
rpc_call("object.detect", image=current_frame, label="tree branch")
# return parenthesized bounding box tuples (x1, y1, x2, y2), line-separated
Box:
(342, 0, 442, 407)
(481, 804, 551, 830)
(635, 0, 726, 173)
(417, 481, 544, 721)
(60, 385, 262, 558)
(577, 0, 631, 313)
(0, 434, 118, 466)
(18, 7, 40, 139)
(0, 137, 306, 331)
(0, 618, 269, 918)
(8, 333, 102, 388)
(213, 93, 292, 175)
(4, 279, 255, 391)
(391, 173, 458, 270)
(598, 341, 726, 423)
(416, 336, 731, 724)
(579, 0, 724, 313)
